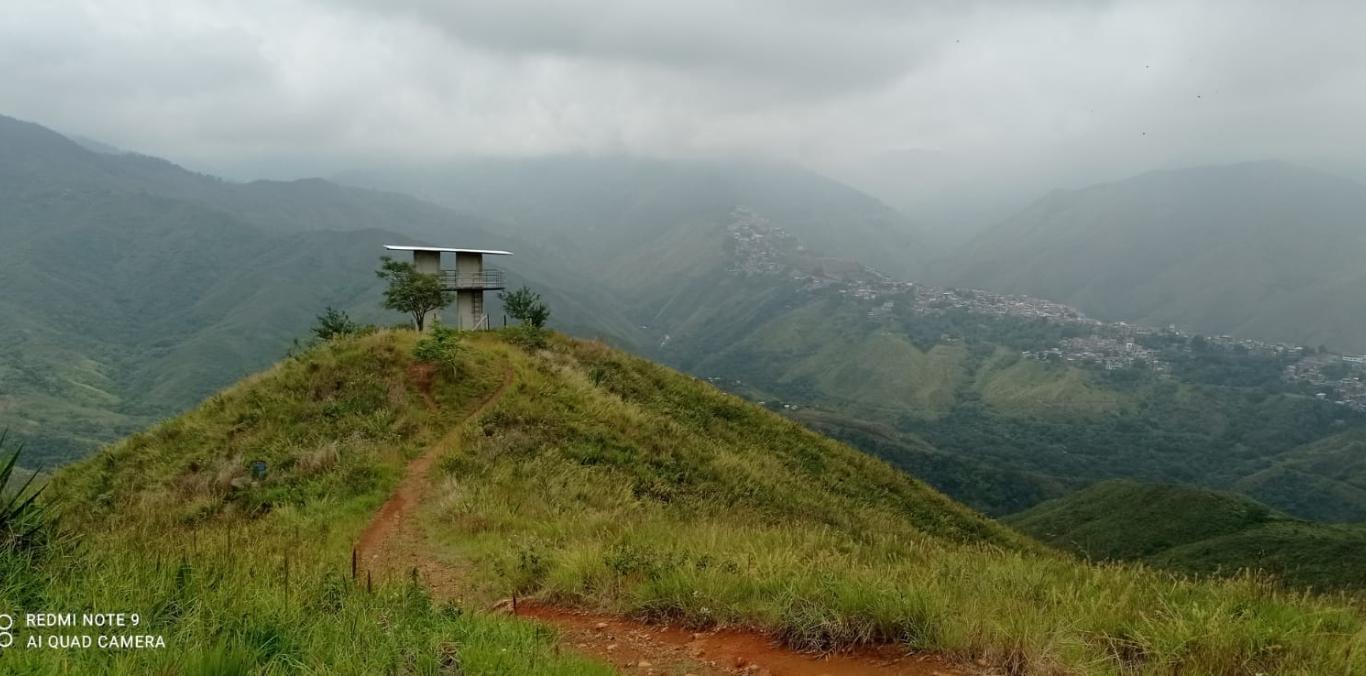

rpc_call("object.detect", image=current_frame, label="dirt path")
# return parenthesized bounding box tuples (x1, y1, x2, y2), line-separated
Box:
(516, 603, 965, 676)
(356, 361, 968, 676)
(354, 364, 513, 587)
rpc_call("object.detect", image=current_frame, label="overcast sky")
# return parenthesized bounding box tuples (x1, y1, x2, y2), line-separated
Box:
(4, 0, 1365, 226)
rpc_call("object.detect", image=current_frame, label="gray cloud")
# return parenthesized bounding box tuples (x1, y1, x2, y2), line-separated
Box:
(2, 0, 1365, 227)
(343, 0, 934, 99)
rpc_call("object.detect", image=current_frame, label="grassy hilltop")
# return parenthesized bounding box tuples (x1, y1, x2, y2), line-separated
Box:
(3, 330, 1366, 673)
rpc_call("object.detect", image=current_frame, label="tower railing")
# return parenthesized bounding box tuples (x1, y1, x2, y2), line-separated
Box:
(438, 268, 505, 290)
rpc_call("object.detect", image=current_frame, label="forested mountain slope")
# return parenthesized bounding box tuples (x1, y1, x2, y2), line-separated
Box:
(0, 115, 639, 464)
(1009, 480, 1366, 591)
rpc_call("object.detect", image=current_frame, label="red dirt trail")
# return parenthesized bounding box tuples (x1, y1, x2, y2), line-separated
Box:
(356, 363, 969, 676)
(353, 364, 509, 587)
(516, 602, 965, 676)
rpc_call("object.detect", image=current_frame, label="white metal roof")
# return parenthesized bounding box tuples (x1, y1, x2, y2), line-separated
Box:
(384, 245, 513, 256)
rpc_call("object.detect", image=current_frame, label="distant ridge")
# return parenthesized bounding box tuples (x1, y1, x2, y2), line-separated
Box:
(949, 160, 1366, 353)
(1009, 479, 1366, 591)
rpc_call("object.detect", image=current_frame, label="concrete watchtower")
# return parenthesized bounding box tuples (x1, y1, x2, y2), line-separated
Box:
(383, 245, 512, 330)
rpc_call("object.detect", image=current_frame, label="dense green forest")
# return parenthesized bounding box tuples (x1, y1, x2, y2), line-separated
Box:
(1009, 480, 1366, 591)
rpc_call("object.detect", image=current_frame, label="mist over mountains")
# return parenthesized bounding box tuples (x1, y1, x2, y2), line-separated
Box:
(0, 115, 636, 461)
(336, 155, 930, 280)
(7, 111, 1366, 527)
(947, 160, 1366, 353)
(0, 115, 925, 463)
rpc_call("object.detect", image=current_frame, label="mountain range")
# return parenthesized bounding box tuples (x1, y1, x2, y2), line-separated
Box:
(0, 115, 923, 465)
(0, 115, 640, 463)
(8, 112, 1366, 528)
(948, 161, 1366, 353)
(337, 155, 930, 282)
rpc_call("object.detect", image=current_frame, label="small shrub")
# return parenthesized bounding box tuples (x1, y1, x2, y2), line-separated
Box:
(500, 286, 550, 328)
(414, 325, 465, 377)
(311, 306, 361, 341)
(503, 539, 551, 594)
(504, 323, 548, 351)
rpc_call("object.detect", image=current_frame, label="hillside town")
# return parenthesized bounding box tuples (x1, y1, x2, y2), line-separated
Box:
(726, 208, 1366, 410)
(1285, 353, 1366, 412)
(1024, 336, 1167, 373)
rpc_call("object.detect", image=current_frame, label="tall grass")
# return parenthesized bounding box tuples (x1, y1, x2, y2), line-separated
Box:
(18, 329, 1366, 674)
(416, 335, 1366, 675)
(0, 499, 609, 675)
(2, 332, 607, 674)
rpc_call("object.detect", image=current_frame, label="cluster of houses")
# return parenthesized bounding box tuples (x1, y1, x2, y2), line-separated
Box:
(1024, 336, 1167, 372)
(1194, 333, 1307, 357)
(1285, 353, 1366, 411)
(725, 209, 911, 295)
(725, 208, 802, 276)
(723, 210, 1366, 408)
(906, 286, 1089, 322)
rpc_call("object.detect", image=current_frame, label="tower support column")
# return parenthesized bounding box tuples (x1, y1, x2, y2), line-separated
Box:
(455, 252, 485, 329)
(412, 250, 442, 330)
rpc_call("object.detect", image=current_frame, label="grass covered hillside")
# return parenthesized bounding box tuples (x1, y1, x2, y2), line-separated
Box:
(6, 330, 608, 674)
(7, 329, 1366, 673)
(1008, 480, 1366, 592)
(0, 115, 643, 467)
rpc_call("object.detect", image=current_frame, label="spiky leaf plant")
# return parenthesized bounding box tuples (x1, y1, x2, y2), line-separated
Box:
(0, 430, 47, 554)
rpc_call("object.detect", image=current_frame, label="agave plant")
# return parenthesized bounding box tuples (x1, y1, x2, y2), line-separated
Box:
(0, 430, 47, 553)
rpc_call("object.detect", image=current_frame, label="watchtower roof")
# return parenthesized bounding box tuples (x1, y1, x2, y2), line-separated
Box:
(383, 245, 513, 256)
